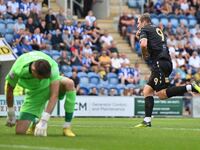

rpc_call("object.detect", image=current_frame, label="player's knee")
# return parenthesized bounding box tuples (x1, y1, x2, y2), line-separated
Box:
(157, 90, 167, 100)
(62, 78, 75, 91)
(143, 85, 154, 97)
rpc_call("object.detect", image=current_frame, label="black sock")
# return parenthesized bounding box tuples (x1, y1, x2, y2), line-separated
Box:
(145, 96, 154, 117)
(166, 86, 187, 98)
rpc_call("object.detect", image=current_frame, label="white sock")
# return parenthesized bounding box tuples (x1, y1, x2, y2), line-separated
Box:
(186, 85, 192, 92)
(144, 117, 151, 123)
(63, 122, 71, 128)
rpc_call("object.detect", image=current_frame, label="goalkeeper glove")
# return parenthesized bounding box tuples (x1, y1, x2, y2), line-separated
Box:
(34, 112, 50, 137)
(6, 107, 16, 127)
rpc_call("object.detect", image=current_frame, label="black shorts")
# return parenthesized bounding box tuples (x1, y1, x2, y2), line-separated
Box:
(147, 59, 172, 92)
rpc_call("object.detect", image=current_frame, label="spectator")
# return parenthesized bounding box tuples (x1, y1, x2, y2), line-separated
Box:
(70, 71, 80, 90)
(14, 16, 26, 33)
(19, 0, 31, 20)
(26, 17, 36, 33)
(0, 0, 7, 19)
(89, 87, 98, 96)
(51, 29, 64, 50)
(7, 0, 19, 19)
(111, 52, 121, 73)
(85, 10, 96, 27)
(194, 68, 200, 82)
(188, 51, 200, 70)
(16, 37, 32, 56)
(57, 50, 71, 67)
(56, 8, 66, 27)
(100, 30, 113, 48)
(45, 8, 59, 31)
(99, 51, 111, 73)
(30, 0, 42, 15)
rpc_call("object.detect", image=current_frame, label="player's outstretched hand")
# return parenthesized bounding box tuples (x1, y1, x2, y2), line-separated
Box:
(34, 120, 48, 136)
(6, 107, 16, 127)
(34, 112, 50, 137)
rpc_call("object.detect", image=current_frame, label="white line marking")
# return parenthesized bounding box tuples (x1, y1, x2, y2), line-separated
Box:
(0, 144, 86, 150)
(49, 124, 200, 131)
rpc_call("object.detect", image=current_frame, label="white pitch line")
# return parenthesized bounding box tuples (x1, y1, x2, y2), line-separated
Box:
(0, 144, 86, 150)
(49, 124, 200, 131)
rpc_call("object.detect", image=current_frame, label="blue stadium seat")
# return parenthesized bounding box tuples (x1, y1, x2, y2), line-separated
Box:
(51, 50, 61, 60)
(126, 84, 136, 89)
(61, 65, 72, 73)
(179, 18, 188, 27)
(5, 34, 14, 43)
(189, 18, 197, 28)
(6, 23, 14, 34)
(64, 71, 72, 78)
(127, 0, 137, 8)
(41, 50, 52, 57)
(88, 72, 100, 84)
(0, 22, 6, 35)
(79, 84, 90, 95)
(151, 17, 159, 26)
(77, 72, 89, 84)
(116, 84, 126, 95)
(160, 17, 168, 27)
(169, 18, 179, 28)
(106, 73, 119, 85)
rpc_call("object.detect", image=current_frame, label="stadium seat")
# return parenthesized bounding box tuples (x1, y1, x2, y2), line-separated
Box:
(79, 84, 90, 95)
(127, 0, 137, 8)
(126, 84, 136, 89)
(88, 72, 100, 84)
(160, 17, 169, 27)
(51, 50, 61, 60)
(41, 50, 51, 57)
(0, 22, 6, 35)
(5, 34, 14, 43)
(61, 65, 72, 73)
(116, 84, 126, 95)
(77, 72, 89, 84)
(6, 23, 14, 34)
(64, 71, 72, 78)
(106, 73, 119, 85)
(189, 18, 197, 28)
(169, 18, 179, 28)
(151, 17, 159, 26)
(179, 18, 189, 27)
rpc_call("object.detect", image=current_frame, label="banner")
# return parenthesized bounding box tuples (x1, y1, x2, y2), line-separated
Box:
(135, 97, 183, 116)
(0, 95, 58, 117)
(192, 96, 200, 118)
(0, 38, 17, 61)
(59, 96, 134, 117)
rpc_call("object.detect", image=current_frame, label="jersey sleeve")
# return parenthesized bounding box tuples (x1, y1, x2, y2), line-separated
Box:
(50, 62, 61, 83)
(139, 27, 147, 41)
(5, 68, 19, 88)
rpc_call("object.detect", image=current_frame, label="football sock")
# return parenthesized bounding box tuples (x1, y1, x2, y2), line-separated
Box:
(63, 122, 71, 128)
(144, 117, 151, 123)
(64, 91, 76, 122)
(144, 96, 154, 119)
(166, 86, 187, 98)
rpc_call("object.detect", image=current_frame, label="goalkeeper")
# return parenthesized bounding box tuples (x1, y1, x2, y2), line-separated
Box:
(5, 51, 76, 137)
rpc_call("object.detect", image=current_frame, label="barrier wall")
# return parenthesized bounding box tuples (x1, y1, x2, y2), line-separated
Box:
(0, 95, 188, 117)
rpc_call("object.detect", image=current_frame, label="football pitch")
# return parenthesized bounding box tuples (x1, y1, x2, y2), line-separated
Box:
(0, 117, 200, 150)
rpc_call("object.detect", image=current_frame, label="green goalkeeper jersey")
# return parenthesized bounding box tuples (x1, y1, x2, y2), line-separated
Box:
(5, 51, 61, 91)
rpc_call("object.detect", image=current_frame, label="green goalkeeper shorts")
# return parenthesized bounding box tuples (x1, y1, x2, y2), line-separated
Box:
(20, 78, 66, 118)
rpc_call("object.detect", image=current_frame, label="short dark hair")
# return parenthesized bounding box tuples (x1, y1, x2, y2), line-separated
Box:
(34, 59, 51, 78)
(139, 13, 151, 23)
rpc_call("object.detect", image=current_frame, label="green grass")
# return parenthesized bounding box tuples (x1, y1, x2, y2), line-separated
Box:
(0, 118, 200, 150)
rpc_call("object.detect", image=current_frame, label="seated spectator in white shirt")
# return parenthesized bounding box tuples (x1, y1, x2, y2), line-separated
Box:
(119, 53, 130, 65)
(100, 30, 113, 48)
(111, 52, 121, 72)
(193, 31, 200, 49)
(30, 0, 41, 15)
(0, 0, 7, 19)
(176, 52, 186, 67)
(32, 27, 46, 50)
(85, 10, 96, 27)
(189, 51, 200, 70)
(7, 0, 19, 19)
(14, 16, 26, 33)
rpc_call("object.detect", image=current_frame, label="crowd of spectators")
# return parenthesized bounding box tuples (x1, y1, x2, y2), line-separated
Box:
(2, 0, 144, 96)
